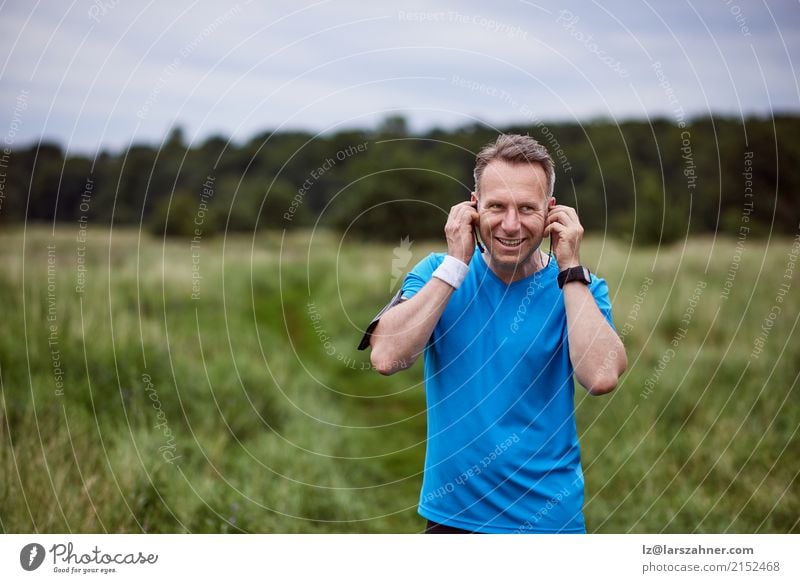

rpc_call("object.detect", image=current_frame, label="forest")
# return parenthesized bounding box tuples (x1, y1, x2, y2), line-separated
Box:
(1, 114, 797, 244)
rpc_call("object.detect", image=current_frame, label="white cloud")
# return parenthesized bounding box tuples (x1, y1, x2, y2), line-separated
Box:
(0, 0, 797, 153)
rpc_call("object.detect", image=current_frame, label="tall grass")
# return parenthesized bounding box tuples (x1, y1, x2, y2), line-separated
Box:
(1, 226, 797, 533)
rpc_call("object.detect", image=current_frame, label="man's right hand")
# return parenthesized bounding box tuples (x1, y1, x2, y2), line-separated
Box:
(371, 200, 477, 375)
(444, 201, 479, 264)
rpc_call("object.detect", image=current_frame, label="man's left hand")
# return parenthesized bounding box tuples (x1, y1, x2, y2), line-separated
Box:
(543, 204, 583, 270)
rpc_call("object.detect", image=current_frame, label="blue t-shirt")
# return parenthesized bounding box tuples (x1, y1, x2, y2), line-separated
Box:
(401, 250, 614, 533)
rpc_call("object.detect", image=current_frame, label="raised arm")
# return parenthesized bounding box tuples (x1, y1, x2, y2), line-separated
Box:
(369, 201, 479, 375)
(369, 278, 454, 375)
(545, 205, 627, 395)
(562, 281, 627, 395)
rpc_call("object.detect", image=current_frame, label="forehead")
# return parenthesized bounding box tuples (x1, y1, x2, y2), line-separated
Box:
(479, 160, 548, 202)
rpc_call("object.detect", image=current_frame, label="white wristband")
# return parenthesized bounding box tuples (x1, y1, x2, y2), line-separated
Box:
(432, 255, 469, 289)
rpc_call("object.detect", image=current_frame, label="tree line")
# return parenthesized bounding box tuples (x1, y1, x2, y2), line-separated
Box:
(1, 114, 797, 244)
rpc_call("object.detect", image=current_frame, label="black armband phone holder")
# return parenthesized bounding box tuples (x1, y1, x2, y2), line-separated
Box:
(356, 288, 406, 350)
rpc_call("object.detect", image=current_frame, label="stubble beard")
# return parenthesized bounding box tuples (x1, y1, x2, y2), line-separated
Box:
(487, 240, 543, 279)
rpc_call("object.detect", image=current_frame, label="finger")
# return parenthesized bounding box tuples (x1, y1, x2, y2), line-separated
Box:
(547, 208, 578, 226)
(543, 221, 566, 237)
(449, 204, 476, 225)
(554, 206, 580, 224)
(449, 206, 478, 231)
(450, 200, 474, 213)
(463, 205, 479, 222)
(546, 211, 568, 227)
(549, 204, 576, 215)
(458, 200, 479, 214)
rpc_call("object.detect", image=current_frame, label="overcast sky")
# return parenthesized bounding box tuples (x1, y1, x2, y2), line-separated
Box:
(1, 0, 798, 153)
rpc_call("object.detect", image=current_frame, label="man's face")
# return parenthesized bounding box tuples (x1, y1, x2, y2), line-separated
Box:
(472, 160, 551, 277)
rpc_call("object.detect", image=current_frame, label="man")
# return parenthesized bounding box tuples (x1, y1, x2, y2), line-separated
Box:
(359, 134, 627, 533)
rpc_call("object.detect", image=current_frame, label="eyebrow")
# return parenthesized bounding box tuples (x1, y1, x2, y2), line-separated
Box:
(481, 198, 542, 208)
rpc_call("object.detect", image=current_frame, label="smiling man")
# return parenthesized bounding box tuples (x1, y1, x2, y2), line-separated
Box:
(360, 134, 627, 533)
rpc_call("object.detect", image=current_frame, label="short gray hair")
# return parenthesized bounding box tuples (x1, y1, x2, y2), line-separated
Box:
(473, 134, 555, 198)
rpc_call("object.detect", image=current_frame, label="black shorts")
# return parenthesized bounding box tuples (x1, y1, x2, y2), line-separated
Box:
(424, 520, 474, 534)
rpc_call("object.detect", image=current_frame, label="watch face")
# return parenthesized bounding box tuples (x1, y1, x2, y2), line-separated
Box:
(582, 267, 590, 282)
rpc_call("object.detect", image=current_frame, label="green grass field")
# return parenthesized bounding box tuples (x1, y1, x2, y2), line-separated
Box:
(1, 225, 797, 533)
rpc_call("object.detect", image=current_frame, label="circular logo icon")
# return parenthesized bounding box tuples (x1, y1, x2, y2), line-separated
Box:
(20, 543, 46, 571)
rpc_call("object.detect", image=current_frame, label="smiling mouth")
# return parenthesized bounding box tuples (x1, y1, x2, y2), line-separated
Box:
(495, 237, 525, 248)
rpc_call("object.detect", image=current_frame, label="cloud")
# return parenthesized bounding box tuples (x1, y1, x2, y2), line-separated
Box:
(0, 0, 797, 153)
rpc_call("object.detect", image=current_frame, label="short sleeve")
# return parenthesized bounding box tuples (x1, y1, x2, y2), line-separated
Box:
(588, 275, 615, 330)
(356, 253, 445, 350)
(400, 253, 445, 300)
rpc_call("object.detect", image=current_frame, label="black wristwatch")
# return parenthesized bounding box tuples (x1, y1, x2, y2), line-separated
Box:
(557, 266, 591, 289)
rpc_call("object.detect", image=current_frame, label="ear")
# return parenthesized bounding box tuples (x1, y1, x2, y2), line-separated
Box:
(548, 196, 556, 209)
(470, 191, 478, 206)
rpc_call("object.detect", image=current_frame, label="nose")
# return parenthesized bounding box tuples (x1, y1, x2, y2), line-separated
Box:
(500, 207, 521, 233)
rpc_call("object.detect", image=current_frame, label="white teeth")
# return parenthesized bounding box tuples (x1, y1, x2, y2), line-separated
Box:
(497, 238, 523, 246)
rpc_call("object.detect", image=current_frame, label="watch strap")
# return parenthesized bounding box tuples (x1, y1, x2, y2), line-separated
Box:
(557, 266, 591, 289)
